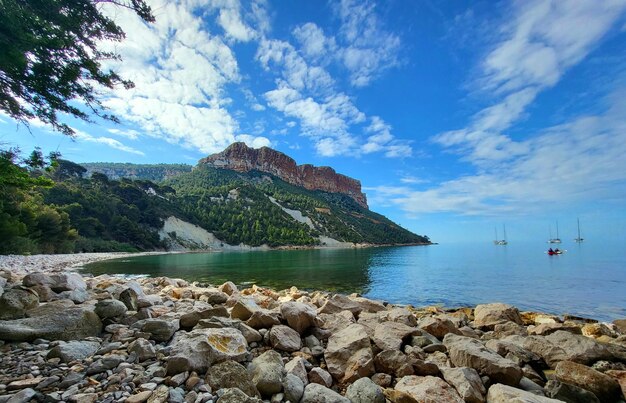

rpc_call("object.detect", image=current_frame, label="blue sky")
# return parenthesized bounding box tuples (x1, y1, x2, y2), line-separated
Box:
(2, 0, 626, 243)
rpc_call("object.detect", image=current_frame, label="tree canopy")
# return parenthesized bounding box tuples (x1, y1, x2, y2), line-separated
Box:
(0, 0, 154, 135)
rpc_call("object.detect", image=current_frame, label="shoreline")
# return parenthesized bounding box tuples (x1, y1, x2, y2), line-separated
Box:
(1, 255, 625, 402)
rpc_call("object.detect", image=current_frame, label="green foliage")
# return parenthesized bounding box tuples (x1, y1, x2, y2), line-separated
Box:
(78, 162, 192, 182)
(0, 0, 154, 136)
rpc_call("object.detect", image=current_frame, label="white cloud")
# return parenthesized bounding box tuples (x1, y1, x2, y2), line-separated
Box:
(333, 0, 401, 87)
(293, 23, 336, 62)
(372, 87, 626, 216)
(107, 128, 140, 140)
(74, 130, 145, 156)
(235, 134, 271, 148)
(434, 0, 626, 166)
(97, 0, 269, 155)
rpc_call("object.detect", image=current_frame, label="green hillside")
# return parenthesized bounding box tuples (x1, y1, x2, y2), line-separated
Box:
(0, 153, 429, 254)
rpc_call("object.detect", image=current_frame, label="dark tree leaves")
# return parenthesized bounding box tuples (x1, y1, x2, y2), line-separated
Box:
(0, 0, 154, 135)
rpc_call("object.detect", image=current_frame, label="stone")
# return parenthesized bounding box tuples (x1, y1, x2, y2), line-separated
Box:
(245, 309, 281, 329)
(614, 319, 626, 334)
(353, 297, 387, 313)
(395, 375, 463, 403)
(57, 289, 90, 304)
(374, 350, 415, 377)
(474, 303, 523, 329)
(7, 378, 44, 390)
(49, 272, 86, 292)
(219, 281, 238, 296)
(0, 305, 102, 341)
(217, 388, 262, 403)
(268, 325, 302, 352)
(280, 301, 317, 334)
(443, 334, 522, 386)
(206, 360, 259, 398)
(371, 373, 392, 388)
(47, 340, 100, 363)
(318, 294, 362, 316)
(441, 367, 486, 403)
(346, 377, 385, 403)
(493, 322, 528, 338)
(68, 393, 98, 403)
(373, 321, 419, 351)
(167, 328, 248, 374)
(5, 388, 37, 403)
(94, 299, 128, 319)
(308, 367, 332, 387)
(418, 316, 461, 339)
(147, 384, 169, 403)
(180, 307, 229, 328)
(119, 288, 140, 311)
(128, 338, 156, 361)
(301, 383, 350, 403)
(86, 354, 125, 375)
(249, 350, 285, 397)
(486, 384, 561, 402)
(317, 310, 355, 334)
(22, 272, 54, 287)
(231, 298, 260, 321)
(285, 357, 308, 386)
(544, 380, 600, 403)
(385, 307, 418, 327)
(125, 391, 153, 403)
(528, 323, 582, 336)
(134, 318, 179, 342)
(554, 360, 622, 402)
(606, 370, 626, 399)
(0, 287, 39, 320)
(324, 323, 374, 383)
(283, 373, 305, 403)
(484, 339, 544, 368)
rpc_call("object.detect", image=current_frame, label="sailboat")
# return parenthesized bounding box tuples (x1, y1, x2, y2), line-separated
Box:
(548, 221, 562, 244)
(575, 218, 584, 243)
(494, 224, 508, 245)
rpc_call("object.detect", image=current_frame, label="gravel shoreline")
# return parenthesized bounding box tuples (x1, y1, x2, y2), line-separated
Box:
(1, 256, 626, 402)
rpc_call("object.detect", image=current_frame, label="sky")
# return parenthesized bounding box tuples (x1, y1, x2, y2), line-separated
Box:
(2, 0, 626, 243)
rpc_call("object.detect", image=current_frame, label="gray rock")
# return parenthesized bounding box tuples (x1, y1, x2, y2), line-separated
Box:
(56, 289, 90, 304)
(441, 367, 486, 403)
(6, 388, 37, 403)
(280, 301, 317, 334)
(128, 338, 156, 361)
(47, 340, 100, 363)
(134, 318, 179, 342)
(0, 305, 102, 341)
(169, 388, 185, 403)
(119, 288, 139, 311)
(22, 272, 54, 288)
(285, 357, 308, 386)
(268, 325, 302, 352)
(245, 309, 281, 329)
(231, 298, 260, 321)
(49, 272, 86, 293)
(0, 287, 39, 320)
(372, 321, 419, 351)
(345, 377, 385, 403)
(206, 360, 259, 398)
(443, 333, 523, 386)
(167, 328, 248, 374)
(554, 360, 621, 402)
(301, 383, 350, 403)
(318, 294, 362, 316)
(324, 323, 374, 383)
(418, 316, 462, 339)
(395, 375, 464, 403)
(249, 350, 285, 397)
(86, 354, 125, 375)
(374, 349, 415, 377)
(474, 303, 523, 329)
(283, 374, 304, 403)
(486, 383, 561, 402)
(544, 380, 600, 403)
(308, 367, 332, 388)
(219, 281, 238, 296)
(94, 299, 128, 319)
(216, 388, 262, 403)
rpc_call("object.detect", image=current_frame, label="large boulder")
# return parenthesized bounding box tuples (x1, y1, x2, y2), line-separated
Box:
(373, 321, 420, 351)
(285, 357, 308, 386)
(395, 375, 464, 403)
(443, 334, 522, 386)
(246, 309, 281, 329)
(474, 303, 522, 329)
(231, 298, 260, 321)
(94, 299, 128, 319)
(544, 380, 600, 403)
(486, 384, 562, 402)
(128, 338, 156, 361)
(0, 287, 39, 320)
(248, 350, 285, 397)
(418, 316, 462, 340)
(283, 373, 305, 403)
(133, 318, 179, 342)
(268, 325, 302, 352)
(555, 361, 622, 402)
(206, 360, 259, 398)
(0, 304, 101, 342)
(301, 383, 350, 403)
(49, 273, 86, 293)
(441, 367, 486, 403)
(166, 328, 248, 374)
(374, 350, 415, 377)
(318, 294, 362, 316)
(346, 377, 385, 403)
(280, 301, 317, 334)
(324, 323, 374, 383)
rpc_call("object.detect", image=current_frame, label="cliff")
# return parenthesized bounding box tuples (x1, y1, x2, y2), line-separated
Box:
(198, 142, 368, 208)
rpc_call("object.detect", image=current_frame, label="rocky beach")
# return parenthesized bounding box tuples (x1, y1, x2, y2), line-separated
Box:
(0, 254, 626, 403)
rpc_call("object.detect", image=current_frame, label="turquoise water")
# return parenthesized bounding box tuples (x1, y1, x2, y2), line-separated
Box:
(84, 240, 626, 321)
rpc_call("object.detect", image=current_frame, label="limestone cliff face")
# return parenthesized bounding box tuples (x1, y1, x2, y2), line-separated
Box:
(198, 142, 368, 208)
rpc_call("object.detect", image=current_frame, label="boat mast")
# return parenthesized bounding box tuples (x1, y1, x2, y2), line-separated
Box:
(556, 220, 559, 240)
(503, 224, 507, 241)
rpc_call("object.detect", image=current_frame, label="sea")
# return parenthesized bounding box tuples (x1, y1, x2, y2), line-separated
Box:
(83, 240, 626, 322)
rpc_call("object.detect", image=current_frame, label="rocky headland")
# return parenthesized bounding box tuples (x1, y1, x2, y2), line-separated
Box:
(0, 254, 625, 403)
(199, 142, 368, 209)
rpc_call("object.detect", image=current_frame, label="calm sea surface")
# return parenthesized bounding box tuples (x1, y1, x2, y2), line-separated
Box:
(83, 240, 626, 321)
